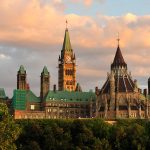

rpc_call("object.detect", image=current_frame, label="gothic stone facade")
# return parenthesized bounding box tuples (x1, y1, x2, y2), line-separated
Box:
(11, 27, 150, 120)
(96, 44, 150, 119)
(12, 27, 96, 119)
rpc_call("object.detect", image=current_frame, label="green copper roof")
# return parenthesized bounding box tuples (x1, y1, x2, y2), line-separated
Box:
(13, 90, 26, 110)
(27, 90, 40, 102)
(42, 66, 49, 76)
(19, 65, 26, 74)
(0, 88, 6, 99)
(62, 28, 72, 53)
(45, 91, 96, 102)
(12, 89, 40, 110)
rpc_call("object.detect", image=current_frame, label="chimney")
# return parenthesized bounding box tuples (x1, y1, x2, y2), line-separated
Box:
(26, 83, 30, 90)
(143, 89, 147, 97)
(53, 84, 56, 92)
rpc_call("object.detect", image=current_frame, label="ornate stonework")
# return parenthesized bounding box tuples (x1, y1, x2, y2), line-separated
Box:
(96, 44, 150, 119)
(58, 28, 76, 91)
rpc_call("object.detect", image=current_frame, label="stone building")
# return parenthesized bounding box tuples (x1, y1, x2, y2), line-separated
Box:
(12, 26, 96, 119)
(96, 40, 150, 119)
(7, 25, 150, 120)
(58, 27, 76, 91)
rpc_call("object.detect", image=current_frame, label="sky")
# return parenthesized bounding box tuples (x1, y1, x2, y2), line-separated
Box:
(0, 0, 150, 97)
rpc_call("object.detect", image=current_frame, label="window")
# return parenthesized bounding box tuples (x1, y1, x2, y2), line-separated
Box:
(30, 105, 35, 110)
(21, 76, 25, 81)
(44, 78, 49, 82)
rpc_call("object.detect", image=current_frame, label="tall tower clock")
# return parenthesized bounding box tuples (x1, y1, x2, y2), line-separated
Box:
(58, 25, 76, 91)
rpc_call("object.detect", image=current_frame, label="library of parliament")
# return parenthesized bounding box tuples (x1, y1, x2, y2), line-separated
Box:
(0, 25, 150, 120)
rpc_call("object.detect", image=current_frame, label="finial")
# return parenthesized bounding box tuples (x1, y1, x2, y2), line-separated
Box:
(117, 32, 120, 46)
(66, 20, 68, 29)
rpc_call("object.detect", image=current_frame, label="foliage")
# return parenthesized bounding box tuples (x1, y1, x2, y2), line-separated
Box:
(0, 103, 21, 150)
(1, 102, 150, 150)
(14, 118, 150, 150)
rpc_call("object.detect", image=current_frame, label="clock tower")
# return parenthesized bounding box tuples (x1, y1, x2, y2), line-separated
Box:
(58, 24, 76, 91)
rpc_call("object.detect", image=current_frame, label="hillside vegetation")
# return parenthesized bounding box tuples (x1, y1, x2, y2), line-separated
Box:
(15, 119, 150, 150)
(0, 103, 150, 150)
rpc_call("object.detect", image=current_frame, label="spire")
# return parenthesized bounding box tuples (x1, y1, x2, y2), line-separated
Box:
(75, 83, 82, 92)
(111, 37, 127, 69)
(42, 66, 49, 76)
(18, 65, 26, 74)
(117, 32, 120, 47)
(62, 20, 72, 53)
(66, 20, 68, 29)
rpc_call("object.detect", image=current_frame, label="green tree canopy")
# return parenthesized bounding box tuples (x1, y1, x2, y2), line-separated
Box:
(0, 103, 21, 150)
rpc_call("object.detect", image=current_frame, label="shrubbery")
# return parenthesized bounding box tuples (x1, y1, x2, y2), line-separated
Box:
(15, 119, 150, 150)
(0, 106, 150, 150)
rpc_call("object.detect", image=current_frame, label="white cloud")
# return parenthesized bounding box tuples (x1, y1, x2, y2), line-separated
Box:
(0, 54, 10, 60)
(0, 0, 149, 96)
(124, 13, 137, 24)
(84, 0, 92, 6)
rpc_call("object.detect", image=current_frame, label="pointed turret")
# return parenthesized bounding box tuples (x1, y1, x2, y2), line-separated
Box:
(62, 28, 72, 51)
(75, 83, 82, 92)
(58, 21, 76, 91)
(17, 65, 27, 90)
(111, 45, 127, 69)
(18, 65, 26, 74)
(40, 66, 50, 100)
(42, 66, 49, 76)
(61, 22, 73, 60)
(111, 37, 127, 70)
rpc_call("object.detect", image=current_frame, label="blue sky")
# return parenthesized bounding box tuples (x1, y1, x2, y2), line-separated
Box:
(64, 0, 150, 16)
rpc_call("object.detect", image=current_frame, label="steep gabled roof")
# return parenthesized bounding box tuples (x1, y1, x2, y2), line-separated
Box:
(62, 28, 72, 52)
(111, 46, 127, 69)
(12, 89, 40, 110)
(42, 66, 49, 76)
(18, 65, 26, 74)
(75, 83, 82, 92)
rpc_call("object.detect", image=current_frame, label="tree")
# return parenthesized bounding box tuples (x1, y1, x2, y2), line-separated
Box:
(0, 103, 21, 150)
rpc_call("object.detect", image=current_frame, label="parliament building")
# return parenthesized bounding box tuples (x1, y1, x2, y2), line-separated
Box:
(12, 27, 96, 119)
(96, 40, 150, 119)
(0, 25, 150, 120)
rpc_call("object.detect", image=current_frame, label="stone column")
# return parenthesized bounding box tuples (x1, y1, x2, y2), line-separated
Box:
(115, 93, 119, 119)
(128, 102, 131, 118)
(104, 95, 108, 119)
(57, 106, 59, 118)
(95, 93, 100, 118)
(138, 104, 141, 119)
(89, 100, 93, 118)
(145, 100, 149, 119)
(110, 72, 115, 103)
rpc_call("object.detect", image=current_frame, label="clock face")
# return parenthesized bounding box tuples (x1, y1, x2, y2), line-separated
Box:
(66, 55, 71, 62)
